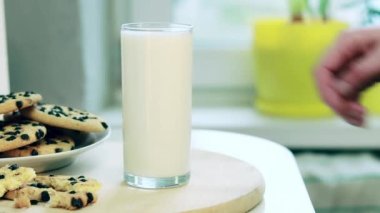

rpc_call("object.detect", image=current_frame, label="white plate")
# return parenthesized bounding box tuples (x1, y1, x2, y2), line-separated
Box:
(0, 129, 110, 173)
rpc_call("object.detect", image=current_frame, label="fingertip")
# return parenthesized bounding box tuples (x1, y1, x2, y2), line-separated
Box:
(343, 102, 366, 127)
(335, 80, 354, 97)
(344, 116, 365, 127)
(350, 102, 366, 114)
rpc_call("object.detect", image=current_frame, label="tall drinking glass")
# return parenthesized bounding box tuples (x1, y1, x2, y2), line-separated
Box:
(121, 23, 192, 189)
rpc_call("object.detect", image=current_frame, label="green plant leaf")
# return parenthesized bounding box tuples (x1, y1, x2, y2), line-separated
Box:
(289, 0, 309, 21)
(319, 0, 330, 20)
(289, 0, 306, 16)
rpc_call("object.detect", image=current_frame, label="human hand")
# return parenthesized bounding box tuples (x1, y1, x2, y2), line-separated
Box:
(315, 28, 380, 126)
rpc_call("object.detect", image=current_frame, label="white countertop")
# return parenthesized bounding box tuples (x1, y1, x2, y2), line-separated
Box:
(190, 130, 315, 213)
(1, 130, 315, 212)
(102, 107, 380, 149)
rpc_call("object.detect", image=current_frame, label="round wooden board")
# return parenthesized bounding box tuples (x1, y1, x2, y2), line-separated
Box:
(0, 149, 265, 212)
(105, 149, 265, 213)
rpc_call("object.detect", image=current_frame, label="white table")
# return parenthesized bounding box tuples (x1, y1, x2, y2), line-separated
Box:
(2, 130, 314, 212)
(190, 130, 315, 213)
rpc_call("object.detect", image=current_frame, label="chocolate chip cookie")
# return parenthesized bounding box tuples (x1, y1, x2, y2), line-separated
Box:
(21, 104, 108, 132)
(0, 92, 42, 114)
(0, 164, 36, 197)
(1, 134, 75, 157)
(5, 174, 100, 210)
(0, 120, 47, 152)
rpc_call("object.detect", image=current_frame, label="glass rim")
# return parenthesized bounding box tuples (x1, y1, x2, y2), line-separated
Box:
(121, 22, 193, 32)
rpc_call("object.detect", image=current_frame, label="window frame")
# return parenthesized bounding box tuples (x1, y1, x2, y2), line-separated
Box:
(0, 0, 9, 94)
(114, 0, 254, 107)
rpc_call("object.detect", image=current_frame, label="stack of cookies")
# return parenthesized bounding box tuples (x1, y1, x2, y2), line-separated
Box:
(0, 91, 107, 210)
(0, 164, 101, 210)
(0, 91, 109, 157)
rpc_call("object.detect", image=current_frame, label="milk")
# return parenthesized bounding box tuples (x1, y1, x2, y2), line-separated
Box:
(121, 26, 192, 180)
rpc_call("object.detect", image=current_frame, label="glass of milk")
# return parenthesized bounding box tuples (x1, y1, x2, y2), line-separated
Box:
(121, 23, 192, 189)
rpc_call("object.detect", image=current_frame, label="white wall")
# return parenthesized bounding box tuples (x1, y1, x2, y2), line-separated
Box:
(0, 0, 9, 94)
(4, 0, 111, 111)
(79, 0, 110, 112)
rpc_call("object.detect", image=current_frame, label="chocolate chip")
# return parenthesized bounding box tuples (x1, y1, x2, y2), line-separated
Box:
(5, 131, 18, 136)
(30, 183, 48, 188)
(46, 139, 57, 144)
(36, 183, 49, 188)
(78, 175, 85, 179)
(86, 192, 94, 203)
(16, 101, 23, 109)
(49, 174, 54, 177)
(62, 139, 69, 143)
(80, 179, 87, 182)
(30, 200, 38, 205)
(20, 134, 29, 140)
(40, 191, 50, 202)
(6, 136, 16, 141)
(73, 117, 84, 122)
(101, 122, 108, 129)
(0, 95, 6, 103)
(55, 148, 63, 153)
(71, 198, 83, 209)
(8, 164, 19, 170)
(69, 191, 76, 194)
(31, 149, 39, 156)
(0, 174, 4, 179)
(35, 129, 45, 140)
(70, 181, 77, 185)
(68, 177, 76, 181)
(29, 183, 38, 187)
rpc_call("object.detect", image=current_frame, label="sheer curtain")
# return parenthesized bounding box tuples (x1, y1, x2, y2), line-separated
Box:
(0, 0, 9, 94)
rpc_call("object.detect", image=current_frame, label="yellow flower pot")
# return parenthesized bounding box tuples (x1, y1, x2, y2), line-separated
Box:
(253, 19, 344, 117)
(253, 19, 380, 117)
(362, 86, 380, 114)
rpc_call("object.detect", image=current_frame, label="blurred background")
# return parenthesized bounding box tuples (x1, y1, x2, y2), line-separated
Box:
(2, 0, 380, 212)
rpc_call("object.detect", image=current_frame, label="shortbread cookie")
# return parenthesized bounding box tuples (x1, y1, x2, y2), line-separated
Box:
(5, 175, 100, 210)
(21, 104, 109, 132)
(6, 185, 97, 210)
(0, 164, 36, 197)
(34, 175, 101, 193)
(1, 135, 75, 157)
(0, 92, 42, 114)
(0, 120, 47, 152)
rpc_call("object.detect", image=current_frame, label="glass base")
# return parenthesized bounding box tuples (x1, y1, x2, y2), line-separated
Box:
(124, 172, 190, 189)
